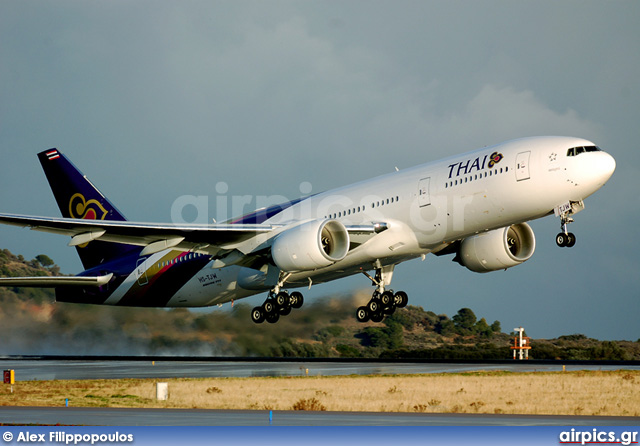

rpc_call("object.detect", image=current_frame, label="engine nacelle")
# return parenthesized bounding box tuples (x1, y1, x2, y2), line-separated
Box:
(271, 219, 350, 272)
(458, 223, 536, 273)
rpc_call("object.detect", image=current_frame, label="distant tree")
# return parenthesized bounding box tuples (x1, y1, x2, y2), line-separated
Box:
(336, 344, 361, 358)
(35, 254, 55, 267)
(474, 318, 493, 338)
(360, 322, 403, 350)
(589, 341, 630, 360)
(558, 334, 588, 341)
(435, 315, 456, 336)
(490, 320, 502, 333)
(452, 308, 477, 334)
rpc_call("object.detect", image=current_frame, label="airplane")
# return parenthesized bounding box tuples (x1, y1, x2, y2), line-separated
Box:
(0, 136, 615, 324)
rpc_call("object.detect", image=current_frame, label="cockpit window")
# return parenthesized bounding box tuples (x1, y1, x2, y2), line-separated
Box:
(567, 146, 601, 156)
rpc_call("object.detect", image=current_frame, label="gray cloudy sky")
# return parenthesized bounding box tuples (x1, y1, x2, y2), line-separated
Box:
(1, 1, 639, 341)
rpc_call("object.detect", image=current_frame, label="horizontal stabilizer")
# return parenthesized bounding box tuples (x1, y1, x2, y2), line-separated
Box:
(0, 273, 113, 287)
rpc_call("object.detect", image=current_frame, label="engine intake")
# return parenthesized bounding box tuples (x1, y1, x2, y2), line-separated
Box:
(458, 223, 536, 273)
(271, 219, 350, 272)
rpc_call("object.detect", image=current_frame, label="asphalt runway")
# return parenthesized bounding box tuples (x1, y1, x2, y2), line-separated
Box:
(2, 358, 639, 381)
(1, 358, 638, 426)
(0, 406, 638, 426)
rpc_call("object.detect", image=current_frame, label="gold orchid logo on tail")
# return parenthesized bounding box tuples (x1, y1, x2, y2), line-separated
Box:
(68, 194, 108, 248)
(69, 193, 108, 220)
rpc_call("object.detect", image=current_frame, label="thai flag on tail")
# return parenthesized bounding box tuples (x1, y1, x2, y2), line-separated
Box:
(45, 149, 60, 161)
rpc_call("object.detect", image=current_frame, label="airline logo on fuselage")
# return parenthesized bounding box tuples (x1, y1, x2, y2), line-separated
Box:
(447, 151, 503, 179)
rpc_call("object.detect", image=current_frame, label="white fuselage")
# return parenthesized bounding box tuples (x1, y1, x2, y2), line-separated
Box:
(112, 136, 615, 307)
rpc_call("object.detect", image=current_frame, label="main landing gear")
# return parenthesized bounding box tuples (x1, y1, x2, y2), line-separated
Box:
(555, 214, 576, 248)
(251, 272, 304, 324)
(356, 266, 408, 323)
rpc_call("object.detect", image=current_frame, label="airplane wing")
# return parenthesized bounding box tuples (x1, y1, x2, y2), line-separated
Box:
(0, 213, 386, 258)
(0, 273, 113, 287)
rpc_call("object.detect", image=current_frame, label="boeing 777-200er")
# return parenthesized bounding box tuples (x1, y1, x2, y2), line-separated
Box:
(0, 136, 615, 324)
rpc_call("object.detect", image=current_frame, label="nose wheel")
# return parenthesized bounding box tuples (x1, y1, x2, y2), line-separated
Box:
(554, 201, 584, 248)
(555, 231, 576, 248)
(556, 214, 576, 248)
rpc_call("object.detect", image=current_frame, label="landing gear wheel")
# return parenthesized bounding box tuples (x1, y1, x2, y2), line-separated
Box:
(383, 305, 396, 315)
(367, 299, 380, 314)
(356, 306, 370, 323)
(279, 306, 292, 316)
(371, 312, 384, 323)
(251, 307, 265, 324)
(266, 312, 280, 324)
(394, 291, 408, 308)
(556, 232, 568, 247)
(275, 291, 290, 308)
(566, 232, 576, 247)
(289, 291, 304, 309)
(380, 291, 393, 307)
(263, 300, 276, 314)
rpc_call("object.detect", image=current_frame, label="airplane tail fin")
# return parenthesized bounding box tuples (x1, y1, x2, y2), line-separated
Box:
(38, 148, 137, 270)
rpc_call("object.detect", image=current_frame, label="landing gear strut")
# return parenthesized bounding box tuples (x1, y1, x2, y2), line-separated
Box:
(251, 272, 304, 324)
(554, 201, 584, 248)
(556, 214, 576, 248)
(356, 265, 408, 323)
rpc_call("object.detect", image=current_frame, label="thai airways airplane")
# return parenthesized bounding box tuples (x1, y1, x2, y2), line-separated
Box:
(0, 136, 615, 324)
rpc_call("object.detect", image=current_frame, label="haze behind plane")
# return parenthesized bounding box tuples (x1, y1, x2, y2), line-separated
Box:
(0, 136, 615, 324)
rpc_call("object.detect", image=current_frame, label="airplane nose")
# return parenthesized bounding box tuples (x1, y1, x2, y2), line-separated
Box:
(600, 152, 616, 183)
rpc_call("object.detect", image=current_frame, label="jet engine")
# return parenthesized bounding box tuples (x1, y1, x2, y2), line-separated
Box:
(457, 223, 536, 273)
(271, 219, 350, 272)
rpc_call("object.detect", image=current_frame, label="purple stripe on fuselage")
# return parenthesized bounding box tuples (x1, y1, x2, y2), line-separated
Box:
(229, 196, 312, 224)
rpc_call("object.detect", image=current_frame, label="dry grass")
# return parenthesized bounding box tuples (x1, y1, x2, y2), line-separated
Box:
(1, 370, 639, 416)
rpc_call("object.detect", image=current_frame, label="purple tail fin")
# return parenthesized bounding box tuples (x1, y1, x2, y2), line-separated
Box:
(38, 149, 138, 269)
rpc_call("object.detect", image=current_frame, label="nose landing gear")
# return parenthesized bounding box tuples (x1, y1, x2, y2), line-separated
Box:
(556, 215, 576, 248)
(554, 201, 584, 248)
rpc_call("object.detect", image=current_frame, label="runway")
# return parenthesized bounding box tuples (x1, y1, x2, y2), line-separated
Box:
(1, 358, 638, 426)
(0, 406, 638, 426)
(2, 357, 638, 381)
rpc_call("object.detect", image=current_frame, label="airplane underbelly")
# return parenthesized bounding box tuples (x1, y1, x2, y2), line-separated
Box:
(165, 265, 258, 307)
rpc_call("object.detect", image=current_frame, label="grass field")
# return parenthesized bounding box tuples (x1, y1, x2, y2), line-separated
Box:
(1, 370, 638, 416)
